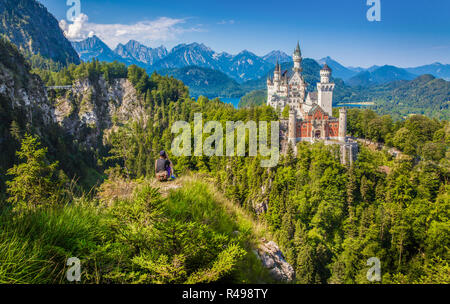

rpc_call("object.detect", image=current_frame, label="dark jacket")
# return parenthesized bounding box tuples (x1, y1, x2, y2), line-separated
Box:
(155, 158, 170, 173)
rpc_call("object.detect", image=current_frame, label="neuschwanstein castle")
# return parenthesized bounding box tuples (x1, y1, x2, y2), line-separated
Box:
(267, 42, 358, 164)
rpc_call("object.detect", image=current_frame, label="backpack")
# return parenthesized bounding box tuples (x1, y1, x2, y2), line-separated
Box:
(156, 171, 169, 182)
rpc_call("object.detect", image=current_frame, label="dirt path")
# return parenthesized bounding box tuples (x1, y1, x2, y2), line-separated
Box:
(150, 177, 184, 197)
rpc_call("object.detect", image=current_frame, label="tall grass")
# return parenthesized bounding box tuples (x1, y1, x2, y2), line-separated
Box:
(0, 201, 110, 283)
(0, 176, 275, 284)
(165, 178, 274, 283)
(165, 181, 241, 235)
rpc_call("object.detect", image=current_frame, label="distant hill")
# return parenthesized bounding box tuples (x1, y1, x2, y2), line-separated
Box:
(347, 65, 417, 87)
(347, 66, 366, 73)
(238, 90, 266, 108)
(317, 56, 358, 80)
(0, 0, 80, 65)
(262, 50, 291, 65)
(343, 74, 450, 119)
(405, 63, 450, 81)
(158, 66, 245, 98)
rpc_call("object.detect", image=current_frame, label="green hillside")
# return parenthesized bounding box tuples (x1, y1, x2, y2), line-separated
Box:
(158, 66, 245, 98)
(341, 74, 450, 120)
(0, 0, 80, 65)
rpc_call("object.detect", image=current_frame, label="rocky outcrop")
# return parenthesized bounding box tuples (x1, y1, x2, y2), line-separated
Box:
(52, 77, 146, 147)
(0, 59, 56, 130)
(255, 240, 295, 282)
(249, 176, 272, 215)
(0, 35, 146, 149)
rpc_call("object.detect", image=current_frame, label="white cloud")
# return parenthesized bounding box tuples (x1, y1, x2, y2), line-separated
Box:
(218, 20, 235, 25)
(59, 14, 201, 48)
(59, 13, 89, 40)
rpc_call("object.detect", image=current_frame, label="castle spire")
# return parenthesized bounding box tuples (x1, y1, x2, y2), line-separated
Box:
(293, 41, 302, 73)
(294, 41, 301, 57)
(275, 59, 281, 72)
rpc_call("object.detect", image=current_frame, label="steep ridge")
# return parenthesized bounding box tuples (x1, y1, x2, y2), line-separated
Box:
(0, 0, 80, 65)
(71, 35, 119, 63)
(115, 40, 168, 65)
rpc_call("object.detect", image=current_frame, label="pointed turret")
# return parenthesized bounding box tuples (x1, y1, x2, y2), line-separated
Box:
(293, 41, 302, 73)
(294, 41, 301, 57)
(273, 60, 281, 84)
(275, 60, 281, 72)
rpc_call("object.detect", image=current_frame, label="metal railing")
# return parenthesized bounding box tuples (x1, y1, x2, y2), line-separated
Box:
(46, 85, 73, 90)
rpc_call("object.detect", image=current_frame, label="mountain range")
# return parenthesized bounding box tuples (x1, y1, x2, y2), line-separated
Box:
(72, 37, 274, 83)
(72, 36, 450, 90)
(115, 40, 168, 65)
(345, 65, 418, 87)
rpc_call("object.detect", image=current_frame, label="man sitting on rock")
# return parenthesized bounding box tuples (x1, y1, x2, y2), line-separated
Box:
(155, 150, 175, 182)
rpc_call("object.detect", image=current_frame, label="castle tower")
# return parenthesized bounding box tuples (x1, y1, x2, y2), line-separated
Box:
(288, 109, 297, 145)
(293, 41, 302, 73)
(317, 64, 335, 116)
(339, 108, 347, 142)
(273, 60, 281, 88)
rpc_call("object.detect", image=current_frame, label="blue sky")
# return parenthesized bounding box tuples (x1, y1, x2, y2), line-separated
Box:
(40, 0, 450, 68)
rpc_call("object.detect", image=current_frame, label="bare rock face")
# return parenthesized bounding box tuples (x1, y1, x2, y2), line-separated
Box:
(0, 60, 56, 129)
(256, 240, 295, 282)
(53, 77, 146, 147)
(252, 200, 268, 215)
(250, 177, 272, 215)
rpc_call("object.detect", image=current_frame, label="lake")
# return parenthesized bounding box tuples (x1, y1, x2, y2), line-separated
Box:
(213, 99, 373, 109)
(336, 102, 375, 108)
(218, 97, 241, 109)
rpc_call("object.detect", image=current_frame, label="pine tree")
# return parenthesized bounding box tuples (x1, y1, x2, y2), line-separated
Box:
(6, 134, 64, 210)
